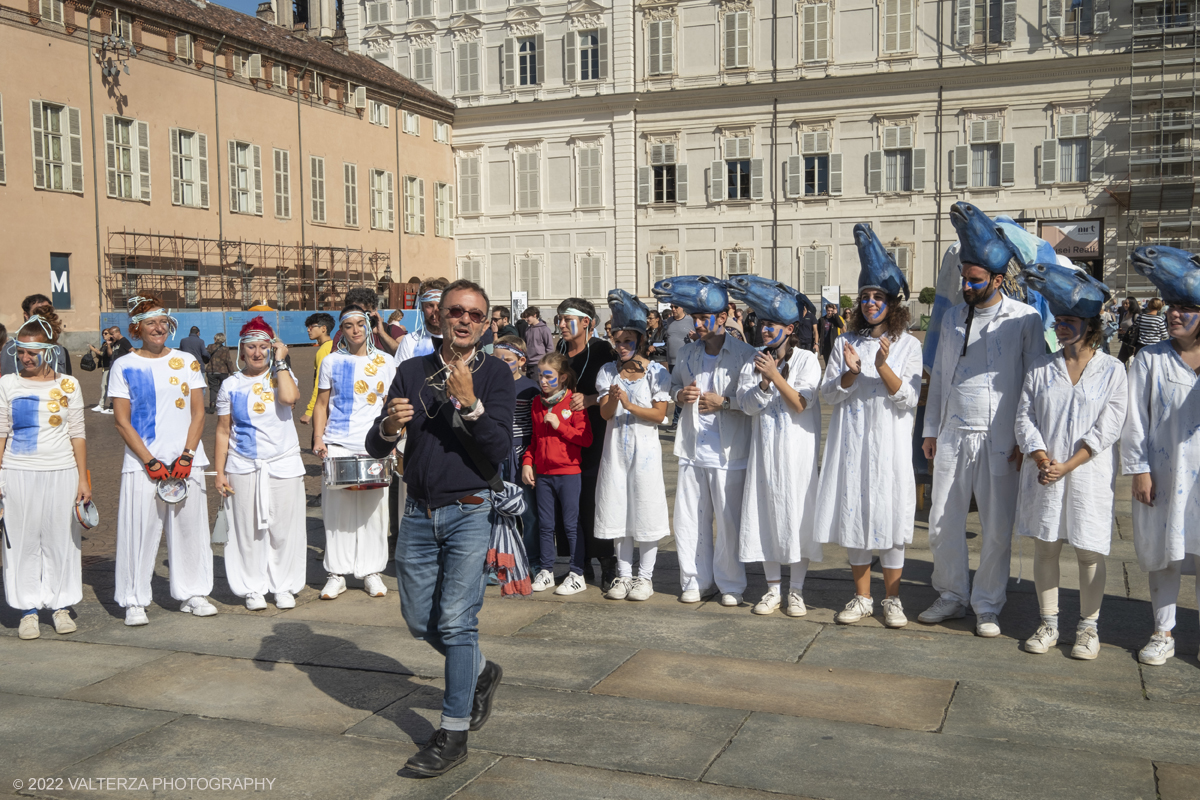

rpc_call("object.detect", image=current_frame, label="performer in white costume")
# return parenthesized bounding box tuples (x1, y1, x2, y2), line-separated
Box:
(594, 290, 670, 602)
(815, 225, 922, 628)
(0, 312, 89, 639)
(1121, 244, 1200, 666)
(214, 317, 306, 611)
(313, 304, 398, 599)
(394, 281, 445, 364)
(726, 277, 822, 617)
(110, 295, 214, 626)
(1014, 261, 1125, 660)
(920, 203, 1044, 637)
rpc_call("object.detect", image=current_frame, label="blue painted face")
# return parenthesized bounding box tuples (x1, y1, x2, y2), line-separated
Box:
(1168, 305, 1200, 340)
(613, 331, 640, 362)
(692, 314, 720, 335)
(1054, 315, 1086, 346)
(539, 369, 560, 392)
(859, 292, 888, 324)
(760, 323, 788, 348)
(962, 276, 989, 292)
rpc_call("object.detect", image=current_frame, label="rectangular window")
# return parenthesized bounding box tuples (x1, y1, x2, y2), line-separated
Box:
(435, 121, 450, 143)
(516, 151, 540, 211)
(1064, 0, 1094, 35)
(651, 252, 676, 283)
(371, 169, 395, 231)
(883, 0, 914, 52)
(727, 160, 751, 199)
(518, 37, 539, 86)
(1057, 138, 1088, 183)
(455, 0, 477, 10)
(722, 137, 760, 200)
(271, 63, 284, 86)
(411, 47, 434, 83)
(801, 4, 830, 63)
(460, 257, 483, 284)
(647, 19, 675, 75)
(725, 250, 752, 276)
(369, 100, 390, 127)
(31, 102, 83, 194)
(344, 162, 358, 226)
(971, 143, 1000, 187)
(310, 155, 326, 222)
(411, 0, 433, 17)
(458, 154, 480, 214)
(113, 9, 132, 40)
(229, 140, 262, 214)
(579, 30, 600, 80)
(973, 0, 1003, 43)
(232, 52, 246, 78)
(805, 156, 829, 195)
(175, 32, 193, 63)
(109, 117, 134, 199)
(435, 182, 454, 237)
(885, 149, 912, 192)
(579, 255, 603, 297)
(456, 41, 481, 94)
(273, 148, 290, 218)
(171, 128, 210, 209)
(40, 0, 64, 24)
(518, 257, 540, 296)
(366, 0, 390, 23)
(723, 11, 750, 69)
(653, 165, 677, 203)
(802, 248, 829, 295)
(577, 147, 602, 208)
(639, 143, 686, 205)
(403, 110, 420, 135)
(404, 175, 425, 233)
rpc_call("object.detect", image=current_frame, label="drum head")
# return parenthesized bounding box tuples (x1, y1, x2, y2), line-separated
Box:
(157, 478, 189, 504)
(75, 500, 99, 529)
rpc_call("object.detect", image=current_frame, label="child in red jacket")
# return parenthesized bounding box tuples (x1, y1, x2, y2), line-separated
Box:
(522, 352, 593, 596)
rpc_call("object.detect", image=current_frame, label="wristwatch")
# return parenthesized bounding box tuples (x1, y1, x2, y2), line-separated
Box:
(720, 397, 731, 411)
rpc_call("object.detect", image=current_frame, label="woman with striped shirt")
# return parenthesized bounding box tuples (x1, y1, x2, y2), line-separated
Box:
(1136, 298, 1168, 351)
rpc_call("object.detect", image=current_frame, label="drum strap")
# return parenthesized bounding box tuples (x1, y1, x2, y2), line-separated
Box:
(423, 356, 505, 495)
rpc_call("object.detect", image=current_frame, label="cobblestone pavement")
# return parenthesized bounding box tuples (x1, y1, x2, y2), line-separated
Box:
(1, 345, 1198, 800)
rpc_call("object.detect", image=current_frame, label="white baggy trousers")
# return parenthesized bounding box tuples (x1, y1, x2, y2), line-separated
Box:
(224, 472, 307, 598)
(927, 428, 1018, 615)
(115, 471, 213, 608)
(321, 446, 388, 579)
(1, 468, 82, 611)
(673, 464, 747, 595)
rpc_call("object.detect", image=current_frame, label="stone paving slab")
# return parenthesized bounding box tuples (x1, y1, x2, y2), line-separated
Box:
(0, 693, 178, 788)
(513, 601, 817, 661)
(593, 648, 953, 732)
(284, 589, 557, 636)
(64, 652, 429, 734)
(1155, 762, 1200, 800)
(453, 758, 817, 800)
(1141, 657, 1200, 705)
(799, 624, 1146, 699)
(306, 627, 637, 691)
(703, 712, 1157, 800)
(0, 637, 170, 699)
(349, 683, 749, 781)
(41, 714, 498, 800)
(942, 681, 1200, 765)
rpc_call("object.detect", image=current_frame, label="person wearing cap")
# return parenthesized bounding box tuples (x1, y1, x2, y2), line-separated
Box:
(815, 225, 923, 628)
(594, 290, 671, 602)
(212, 317, 307, 612)
(1121, 245, 1200, 667)
(919, 203, 1045, 637)
(728, 277, 823, 617)
(109, 294, 214, 627)
(0, 310, 89, 640)
(654, 276, 756, 605)
(395, 279, 448, 364)
(1013, 263, 1126, 660)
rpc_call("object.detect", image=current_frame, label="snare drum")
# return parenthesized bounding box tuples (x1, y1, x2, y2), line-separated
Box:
(323, 455, 395, 491)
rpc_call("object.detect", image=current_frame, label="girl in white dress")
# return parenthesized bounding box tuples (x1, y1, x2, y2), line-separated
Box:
(214, 317, 306, 611)
(1015, 263, 1125, 660)
(594, 290, 670, 602)
(0, 312, 89, 639)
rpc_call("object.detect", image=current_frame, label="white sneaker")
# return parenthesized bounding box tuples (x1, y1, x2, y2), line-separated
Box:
(90, 405, 104, 412)
(124, 606, 149, 626)
(18, 613, 40, 640)
(245, 593, 268, 611)
(719, 593, 743, 607)
(52, 609, 77, 634)
(554, 572, 587, 596)
(274, 591, 296, 609)
(836, 595, 874, 624)
(918, 596, 968, 624)
(881, 597, 908, 628)
(320, 574, 347, 600)
(679, 589, 702, 603)
(627, 577, 655, 601)
(181, 596, 218, 617)
(785, 590, 807, 617)
(531, 570, 555, 592)
(363, 573, 387, 598)
(1139, 632, 1175, 666)
(1024, 623, 1059, 654)
(605, 576, 633, 600)
(100, 408, 114, 415)
(752, 591, 781, 615)
(1071, 624, 1100, 660)
(975, 612, 1001, 638)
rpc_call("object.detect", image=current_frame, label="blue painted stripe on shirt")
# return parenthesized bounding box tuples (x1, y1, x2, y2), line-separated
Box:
(126, 366, 158, 443)
(10, 395, 40, 455)
(325, 357, 355, 439)
(230, 388, 257, 459)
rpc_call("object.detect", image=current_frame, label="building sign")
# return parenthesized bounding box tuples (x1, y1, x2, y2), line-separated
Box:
(510, 291, 528, 322)
(822, 285, 841, 310)
(1039, 220, 1103, 260)
(50, 253, 71, 310)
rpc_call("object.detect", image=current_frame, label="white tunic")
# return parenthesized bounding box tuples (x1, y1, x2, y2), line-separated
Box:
(107, 349, 210, 472)
(1014, 350, 1127, 554)
(594, 361, 671, 542)
(735, 346, 823, 563)
(1121, 341, 1200, 571)
(318, 350, 397, 453)
(814, 332, 922, 550)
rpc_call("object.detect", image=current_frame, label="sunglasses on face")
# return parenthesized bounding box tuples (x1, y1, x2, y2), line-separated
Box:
(445, 305, 487, 324)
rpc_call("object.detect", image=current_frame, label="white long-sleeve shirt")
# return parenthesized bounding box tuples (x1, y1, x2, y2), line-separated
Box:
(0, 373, 85, 471)
(669, 335, 756, 468)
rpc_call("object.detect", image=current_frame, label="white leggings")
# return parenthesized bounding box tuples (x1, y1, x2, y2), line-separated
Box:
(1033, 539, 1106, 621)
(615, 537, 658, 580)
(764, 559, 810, 592)
(1148, 555, 1200, 633)
(847, 546, 905, 570)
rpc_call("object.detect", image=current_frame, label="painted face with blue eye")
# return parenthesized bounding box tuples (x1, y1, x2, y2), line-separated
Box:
(962, 276, 989, 292)
(1168, 305, 1200, 339)
(760, 322, 788, 348)
(613, 331, 640, 362)
(539, 369, 560, 392)
(1054, 315, 1086, 346)
(859, 291, 888, 324)
(692, 314, 720, 335)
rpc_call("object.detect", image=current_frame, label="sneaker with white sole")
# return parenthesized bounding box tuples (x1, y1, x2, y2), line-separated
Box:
(320, 574, 347, 600)
(679, 589, 702, 603)
(245, 593, 268, 611)
(100, 408, 114, 415)
(531, 570, 555, 592)
(18, 613, 40, 640)
(836, 595, 874, 624)
(785, 591, 807, 617)
(274, 591, 296, 609)
(975, 612, 1001, 638)
(181, 596, 218, 617)
(554, 572, 587, 596)
(363, 573, 387, 597)
(605, 576, 633, 600)
(90, 405, 104, 412)
(719, 593, 743, 607)
(1139, 632, 1175, 666)
(124, 606, 149, 626)
(52, 609, 77, 634)
(1024, 623, 1059, 654)
(881, 597, 908, 628)
(752, 591, 781, 615)
(918, 596, 968, 624)
(627, 577, 655, 601)
(1071, 624, 1100, 660)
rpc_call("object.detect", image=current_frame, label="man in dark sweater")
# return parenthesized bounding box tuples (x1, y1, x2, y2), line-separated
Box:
(366, 279, 514, 778)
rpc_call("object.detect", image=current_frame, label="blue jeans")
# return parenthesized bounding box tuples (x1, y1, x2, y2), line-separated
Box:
(536, 474, 583, 575)
(395, 491, 492, 732)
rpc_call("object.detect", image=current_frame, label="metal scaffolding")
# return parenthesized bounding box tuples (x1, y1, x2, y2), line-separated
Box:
(102, 231, 392, 312)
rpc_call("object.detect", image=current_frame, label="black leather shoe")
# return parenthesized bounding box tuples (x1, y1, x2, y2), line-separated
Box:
(469, 660, 503, 731)
(404, 729, 468, 777)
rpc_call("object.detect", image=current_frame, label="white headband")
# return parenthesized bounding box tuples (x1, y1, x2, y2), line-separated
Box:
(337, 310, 377, 356)
(419, 290, 443, 305)
(562, 308, 592, 320)
(128, 302, 179, 339)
